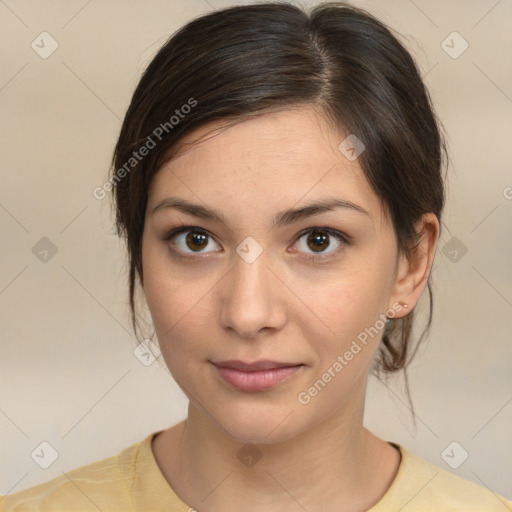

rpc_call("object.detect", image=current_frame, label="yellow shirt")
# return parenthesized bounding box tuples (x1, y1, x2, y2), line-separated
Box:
(1, 430, 511, 511)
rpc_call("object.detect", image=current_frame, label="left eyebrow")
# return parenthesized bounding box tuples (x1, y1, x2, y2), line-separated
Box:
(151, 196, 370, 228)
(272, 198, 370, 228)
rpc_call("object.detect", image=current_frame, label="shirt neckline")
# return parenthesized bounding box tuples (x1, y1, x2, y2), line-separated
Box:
(129, 430, 413, 511)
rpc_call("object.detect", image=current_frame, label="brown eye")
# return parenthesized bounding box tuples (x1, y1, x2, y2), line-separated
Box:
(305, 230, 330, 252)
(167, 227, 221, 254)
(294, 227, 348, 259)
(184, 231, 208, 251)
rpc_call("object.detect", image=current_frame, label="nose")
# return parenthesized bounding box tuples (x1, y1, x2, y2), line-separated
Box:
(217, 250, 286, 339)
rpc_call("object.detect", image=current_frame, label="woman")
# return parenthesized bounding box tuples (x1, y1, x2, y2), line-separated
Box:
(2, 1, 511, 510)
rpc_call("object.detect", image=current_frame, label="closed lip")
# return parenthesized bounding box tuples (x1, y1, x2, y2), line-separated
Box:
(211, 360, 303, 372)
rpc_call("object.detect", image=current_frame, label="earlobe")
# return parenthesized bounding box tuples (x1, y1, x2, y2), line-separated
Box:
(387, 251, 412, 318)
(387, 213, 440, 318)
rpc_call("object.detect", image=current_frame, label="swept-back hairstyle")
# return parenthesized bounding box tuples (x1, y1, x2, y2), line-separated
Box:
(109, 1, 447, 422)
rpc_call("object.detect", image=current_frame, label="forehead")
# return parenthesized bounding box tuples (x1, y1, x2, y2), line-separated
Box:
(149, 106, 385, 226)
(167, 106, 349, 172)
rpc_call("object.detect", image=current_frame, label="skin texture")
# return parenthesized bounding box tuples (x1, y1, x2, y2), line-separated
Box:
(141, 105, 440, 512)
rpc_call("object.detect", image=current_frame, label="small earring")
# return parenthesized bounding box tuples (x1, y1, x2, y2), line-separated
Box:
(386, 302, 408, 321)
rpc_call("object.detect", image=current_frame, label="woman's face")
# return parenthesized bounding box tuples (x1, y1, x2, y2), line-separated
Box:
(142, 106, 414, 444)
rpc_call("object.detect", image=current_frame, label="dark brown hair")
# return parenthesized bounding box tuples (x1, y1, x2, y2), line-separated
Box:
(109, 1, 447, 423)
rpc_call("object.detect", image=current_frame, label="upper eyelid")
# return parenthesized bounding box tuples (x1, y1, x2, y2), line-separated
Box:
(165, 225, 347, 239)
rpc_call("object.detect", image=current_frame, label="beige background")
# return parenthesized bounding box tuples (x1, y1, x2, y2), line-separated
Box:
(1, 0, 511, 501)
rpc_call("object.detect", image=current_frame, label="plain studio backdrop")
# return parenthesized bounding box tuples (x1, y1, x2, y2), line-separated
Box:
(1, 0, 511, 501)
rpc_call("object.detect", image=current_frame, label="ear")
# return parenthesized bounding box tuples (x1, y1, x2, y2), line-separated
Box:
(387, 213, 440, 318)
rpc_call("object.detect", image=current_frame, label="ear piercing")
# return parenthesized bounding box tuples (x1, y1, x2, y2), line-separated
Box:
(386, 302, 409, 321)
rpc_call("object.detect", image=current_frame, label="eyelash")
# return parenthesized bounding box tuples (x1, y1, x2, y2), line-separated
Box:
(163, 225, 351, 262)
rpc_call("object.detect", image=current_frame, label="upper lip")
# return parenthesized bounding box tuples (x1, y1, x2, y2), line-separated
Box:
(212, 360, 303, 371)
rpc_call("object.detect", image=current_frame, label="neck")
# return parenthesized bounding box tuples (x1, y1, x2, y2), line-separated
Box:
(159, 383, 400, 512)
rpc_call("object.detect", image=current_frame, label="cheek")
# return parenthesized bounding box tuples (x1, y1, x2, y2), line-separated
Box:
(141, 250, 215, 367)
(321, 267, 383, 316)
(303, 270, 388, 361)
(144, 274, 208, 344)
(142, 243, 191, 328)
(296, 283, 386, 409)
(143, 273, 210, 386)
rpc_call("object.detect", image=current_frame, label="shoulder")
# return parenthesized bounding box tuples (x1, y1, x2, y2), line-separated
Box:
(0, 437, 144, 512)
(372, 443, 512, 511)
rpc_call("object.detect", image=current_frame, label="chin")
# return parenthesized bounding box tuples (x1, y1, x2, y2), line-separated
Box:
(215, 407, 303, 446)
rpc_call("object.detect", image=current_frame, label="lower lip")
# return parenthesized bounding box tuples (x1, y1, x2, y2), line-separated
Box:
(214, 364, 303, 392)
